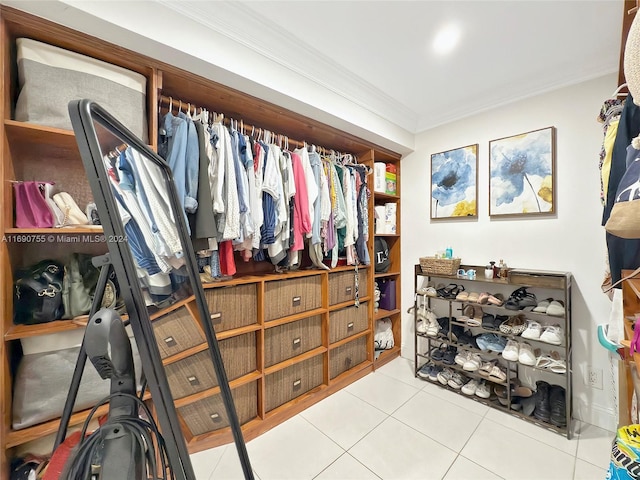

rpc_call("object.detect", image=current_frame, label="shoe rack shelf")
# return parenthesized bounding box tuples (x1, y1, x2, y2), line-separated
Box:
(413, 264, 573, 439)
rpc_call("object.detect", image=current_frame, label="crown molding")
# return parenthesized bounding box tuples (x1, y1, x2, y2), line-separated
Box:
(157, 0, 419, 132)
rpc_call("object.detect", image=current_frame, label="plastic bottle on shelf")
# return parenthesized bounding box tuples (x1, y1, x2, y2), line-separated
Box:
(445, 247, 453, 259)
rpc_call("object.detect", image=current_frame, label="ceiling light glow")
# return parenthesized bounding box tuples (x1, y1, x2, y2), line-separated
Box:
(433, 24, 461, 55)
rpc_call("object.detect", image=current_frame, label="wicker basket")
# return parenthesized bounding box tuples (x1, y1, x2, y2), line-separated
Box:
(419, 257, 461, 275)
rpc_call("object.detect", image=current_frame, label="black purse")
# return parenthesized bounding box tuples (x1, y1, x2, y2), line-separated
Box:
(14, 260, 64, 325)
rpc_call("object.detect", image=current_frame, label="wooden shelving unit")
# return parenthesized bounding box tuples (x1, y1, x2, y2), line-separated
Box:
(0, 6, 403, 476)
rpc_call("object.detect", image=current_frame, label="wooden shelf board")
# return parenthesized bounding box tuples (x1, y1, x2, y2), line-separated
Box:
(374, 271, 401, 279)
(173, 371, 263, 409)
(5, 118, 75, 140)
(374, 233, 399, 238)
(5, 390, 152, 448)
(5, 318, 88, 340)
(329, 297, 371, 312)
(4, 227, 104, 235)
(373, 192, 399, 201)
(263, 308, 327, 328)
(263, 347, 327, 375)
(373, 345, 401, 368)
(375, 308, 401, 320)
(329, 329, 371, 349)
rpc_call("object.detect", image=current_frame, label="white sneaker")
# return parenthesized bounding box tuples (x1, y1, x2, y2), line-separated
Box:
(455, 350, 471, 366)
(463, 353, 482, 371)
(502, 340, 519, 361)
(521, 321, 542, 340)
(461, 378, 480, 395)
(475, 380, 491, 399)
(540, 325, 563, 345)
(518, 342, 536, 365)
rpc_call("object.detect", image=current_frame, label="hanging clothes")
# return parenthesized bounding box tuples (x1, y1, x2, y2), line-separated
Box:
(604, 92, 640, 285)
(598, 98, 625, 206)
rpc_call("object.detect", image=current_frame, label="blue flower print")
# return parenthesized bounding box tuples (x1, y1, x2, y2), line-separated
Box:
(491, 130, 552, 212)
(432, 147, 475, 213)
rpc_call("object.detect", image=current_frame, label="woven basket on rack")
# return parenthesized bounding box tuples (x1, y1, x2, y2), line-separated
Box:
(419, 257, 461, 276)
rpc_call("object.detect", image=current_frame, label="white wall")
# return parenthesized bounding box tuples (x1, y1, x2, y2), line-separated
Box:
(401, 74, 619, 431)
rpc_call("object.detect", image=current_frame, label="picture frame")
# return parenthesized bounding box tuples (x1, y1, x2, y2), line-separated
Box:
(489, 126, 556, 216)
(430, 144, 478, 219)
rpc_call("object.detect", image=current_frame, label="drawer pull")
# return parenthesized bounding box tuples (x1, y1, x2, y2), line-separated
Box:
(187, 375, 200, 386)
(347, 322, 354, 330)
(210, 412, 221, 422)
(345, 286, 352, 295)
(292, 296, 301, 307)
(163, 336, 177, 347)
(293, 378, 302, 390)
(345, 356, 352, 368)
(210, 312, 222, 324)
(292, 337, 301, 348)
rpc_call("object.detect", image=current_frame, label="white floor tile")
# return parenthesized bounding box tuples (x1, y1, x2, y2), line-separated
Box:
(314, 453, 381, 479)
(484, 408, 578, 456)
(376, 356, 427, 389)
(247, 415, 343, 480)
(461, 418, 575, 480)
(346, 370, 420, 414)
(208, 445, 261, 480)
(190, 444, 225, 480)
(443, 455, 503, 480)
(349, 417, 457, 479)
(574, 458, 607, 480)
(576, 423, 615, 470)
(420, 379, 490, 417)
(393, 390, 483, 452)
(300, 389, 387, 449)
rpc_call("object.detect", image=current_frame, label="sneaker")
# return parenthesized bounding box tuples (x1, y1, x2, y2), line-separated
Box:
(518, 342, 536, 366)
(502, 340, 520, 361)
(437, 367, 454, 385)
(442, 347, 458, 365)
(540, 325, 563, 345)
(546, 300, 565, 317)
(481, 333, 508, 353)
(488, 365, 507, 382)
(478, 360, 496, 377)
(475, 380, 491, 399)
(417, 363, 433, 379)
(521, 321, 542, 340)
(429, 365, 443, 382)
(455, 350, 471, 366)
(461, 378, 480, 395)
(463, 353, 482, 371)
(448, 372, 466, 389)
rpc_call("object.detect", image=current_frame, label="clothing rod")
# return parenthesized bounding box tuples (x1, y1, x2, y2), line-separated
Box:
(158, 94, 350, 156)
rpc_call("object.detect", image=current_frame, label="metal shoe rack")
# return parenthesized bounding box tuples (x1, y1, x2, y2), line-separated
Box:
(413, 264, 573, 439)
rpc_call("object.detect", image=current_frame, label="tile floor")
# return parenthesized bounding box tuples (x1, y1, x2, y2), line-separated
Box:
(189, 357, 614, 480)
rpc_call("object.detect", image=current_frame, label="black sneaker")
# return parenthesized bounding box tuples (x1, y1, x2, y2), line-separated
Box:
(442, 347, 457, 365)
(550, 385, 567, 427)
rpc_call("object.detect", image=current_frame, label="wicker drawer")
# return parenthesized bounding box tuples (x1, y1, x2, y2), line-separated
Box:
(153, 307, 204, 359)
(329, 269, 368, 305)
(204, 284, 258, 332)
(329, 302, 369, 343)
(330, 336, 368, 379)
(265, 354, 324, 412)
(178, 381, 257, 436)
(264, 315, 323, 367)
(264, 276, 322, 321)
(165, 332, 257, 399)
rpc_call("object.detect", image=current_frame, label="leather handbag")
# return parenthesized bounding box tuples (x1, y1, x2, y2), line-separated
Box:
(13, 181, 55, 228)
(14, 260, 64, 325)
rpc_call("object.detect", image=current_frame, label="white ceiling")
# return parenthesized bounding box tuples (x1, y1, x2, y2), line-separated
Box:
(162, 0, 623, 134)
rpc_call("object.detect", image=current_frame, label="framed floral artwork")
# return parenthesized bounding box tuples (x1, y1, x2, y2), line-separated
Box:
(430, 144, 478, 219)
(489, 126, 556, 216)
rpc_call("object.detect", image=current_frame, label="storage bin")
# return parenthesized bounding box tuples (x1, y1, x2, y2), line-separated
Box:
(204, 283, 258, 332)
(330, 336, 368, 379)
(264, 276, 322, 321)
(329, 303, 369, 343)
(153, 307, 204, 359)
(329, 269, 368, 305)
(165, 332, 256, 399)
(178, 381, 257, 436)
(264, 354, 324, 412)
(378, 279, 396, 310)
(264, 315, 322, 367)
(508, 270, 566, 290)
